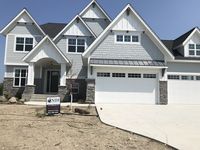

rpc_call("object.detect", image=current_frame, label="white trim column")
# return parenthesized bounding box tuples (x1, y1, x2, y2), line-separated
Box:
(27, 62, 35, 85)
(60, 63, 66, 86)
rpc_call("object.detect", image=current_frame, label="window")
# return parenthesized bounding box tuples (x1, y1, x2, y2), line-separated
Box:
(112, 73, 125, 78)
(97, 72, 110, 77)
(14, 69, 27, 87)
(16, 37, 33, 52)
(143, 74, 156, 78)
(168, 75, 180, 80)
(196, 76, 200, 80)
(181, 75, 194, 80)
(71, 83, 79, 94)
(116, 34, 139, 43)
(132, 36, 139, 42)
(188, 44, 200, 56)
(68, 38, 85, 53)
(116, 35, 123, 42)
(128, 73, 141, 78)
(124, 35, 131, 42)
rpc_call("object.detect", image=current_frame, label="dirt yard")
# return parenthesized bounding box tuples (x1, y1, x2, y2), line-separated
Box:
(0, 104, 175, 150)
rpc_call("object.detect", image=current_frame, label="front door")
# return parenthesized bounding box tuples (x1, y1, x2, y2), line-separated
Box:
(47, 71, 60, 93)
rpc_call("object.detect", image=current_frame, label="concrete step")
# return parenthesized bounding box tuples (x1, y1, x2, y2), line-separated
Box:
(30, 94, 58, 102)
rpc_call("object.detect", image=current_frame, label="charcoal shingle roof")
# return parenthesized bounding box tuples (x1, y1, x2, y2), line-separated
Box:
(40, 23, 67, 38)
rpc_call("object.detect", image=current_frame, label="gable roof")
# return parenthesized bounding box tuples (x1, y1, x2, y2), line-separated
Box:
(173, 27, 196, 48)
(79, 0, 112, 22)
(53, 15, 97, 41)
(23, 35, 70, 64)
(0, 8, 46, 36)
(40, 23, 67, 38)
(82, 4, 174, 60)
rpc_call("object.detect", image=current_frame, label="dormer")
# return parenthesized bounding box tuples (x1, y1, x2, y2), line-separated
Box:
(183, 28, 200, 57)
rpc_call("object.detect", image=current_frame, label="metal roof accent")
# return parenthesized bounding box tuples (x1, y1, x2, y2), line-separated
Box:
(90, 58, 166, 66)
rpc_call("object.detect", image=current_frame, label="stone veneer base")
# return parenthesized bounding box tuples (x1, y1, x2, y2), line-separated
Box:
(159, 81, 168, 105)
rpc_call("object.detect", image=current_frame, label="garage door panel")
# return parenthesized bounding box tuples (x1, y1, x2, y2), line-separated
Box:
(168, 80, 200, 104)
(95, 77, 157, 104)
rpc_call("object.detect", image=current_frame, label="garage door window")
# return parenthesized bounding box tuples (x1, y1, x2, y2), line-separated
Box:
(143, 74, 156, 78)
(168, 75, 180, 80)
(181, 75, 194, 80)
(128, 73, 141, 78)
(112, 73, 125, 78)
(196, 76, 200, 80)
(97, 72, 110, 77)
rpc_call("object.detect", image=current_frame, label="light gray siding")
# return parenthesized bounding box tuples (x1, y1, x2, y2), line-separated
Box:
(5, 24, 43, 64)
(167, 62, 200, 73)
(10, 24, 43, 35)
(5, 65, 28, 78)
(91, 32, 164, 60)
(83, 18, 110, 36)
(56, 36, 94, 78)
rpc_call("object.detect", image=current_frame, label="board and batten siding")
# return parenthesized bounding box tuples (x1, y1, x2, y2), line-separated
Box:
(56, 36, 94, 78)
(90, 32, 164, 60)
(5, 24, 43, 64)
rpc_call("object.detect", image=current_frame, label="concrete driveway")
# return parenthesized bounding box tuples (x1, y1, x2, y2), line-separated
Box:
(96, 104, 200, 150)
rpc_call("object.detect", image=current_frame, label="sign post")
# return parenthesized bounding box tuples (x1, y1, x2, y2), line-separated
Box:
(46, 97, 61, 115)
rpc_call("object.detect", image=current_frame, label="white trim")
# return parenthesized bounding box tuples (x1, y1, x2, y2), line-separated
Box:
(167, 72, 200, 76)
(4, 35, 8, 65)
(13, 35, 36, 53)
(66, 37, 88, 54)
(182, 28, 200, 46)
(53, 15, 96, 41)
(13, 67, 28, 87)
(5, 63, 28, 66)
(90, 64, 168, 69)
(0, 9, 45, 36)
(114, 33, 141, 45)
(79, 0, 112, 22)
(82, 4, 174, 60)
(168, 60, 200, 63)
(23, 36, 70, 64)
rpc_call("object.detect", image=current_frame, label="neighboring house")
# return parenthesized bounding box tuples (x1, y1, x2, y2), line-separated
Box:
(1, 1, 200, 104)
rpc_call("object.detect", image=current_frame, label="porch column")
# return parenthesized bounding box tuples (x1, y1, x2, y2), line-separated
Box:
(60, 63, 66, 86)
(27, 63, 35, 85)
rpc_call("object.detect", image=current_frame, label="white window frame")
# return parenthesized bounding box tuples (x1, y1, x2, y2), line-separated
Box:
(66, 37, 87, 54)
(13, 68, 28, 87)
(188, 43, 200, 57)
(115, 32, 140, 44)
(14, 35, 36, 53)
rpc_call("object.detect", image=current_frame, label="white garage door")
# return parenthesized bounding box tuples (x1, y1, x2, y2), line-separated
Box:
(168, 74, 200, 104)
(95, 72, 158, 104)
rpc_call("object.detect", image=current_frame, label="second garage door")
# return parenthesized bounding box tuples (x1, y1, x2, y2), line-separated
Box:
(95, 72, 158, 104)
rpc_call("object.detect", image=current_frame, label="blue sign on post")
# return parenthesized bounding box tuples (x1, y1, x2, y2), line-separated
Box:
(46, 97, 61, 115)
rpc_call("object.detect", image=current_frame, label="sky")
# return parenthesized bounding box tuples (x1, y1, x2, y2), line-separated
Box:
(0, 0, 200, 82)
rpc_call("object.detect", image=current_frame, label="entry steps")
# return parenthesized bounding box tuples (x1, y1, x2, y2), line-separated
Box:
(30, 94, 58, 102)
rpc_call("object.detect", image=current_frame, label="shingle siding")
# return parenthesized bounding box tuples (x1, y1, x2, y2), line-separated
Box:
(5, 24, 43, 64)
(90, 32, 164, 60)
(56, 36, 94, 78)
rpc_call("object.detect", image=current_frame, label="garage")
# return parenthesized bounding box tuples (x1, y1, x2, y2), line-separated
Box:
(95, 71, 158, 104)
(168, 74, 200, 104)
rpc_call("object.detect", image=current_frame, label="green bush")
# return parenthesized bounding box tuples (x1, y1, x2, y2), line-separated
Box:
(0, 83, 3, 96)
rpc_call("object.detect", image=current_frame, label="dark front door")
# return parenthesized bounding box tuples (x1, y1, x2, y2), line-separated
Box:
(47, 71, 60, 93)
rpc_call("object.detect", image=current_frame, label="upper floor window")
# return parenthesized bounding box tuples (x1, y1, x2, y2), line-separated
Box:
(116, 34, 139, 43)
(14, 68, 27, 87)
(68, 38, 86, 53)
(15, 37, 34, 52)
(188, 44, 200, 56)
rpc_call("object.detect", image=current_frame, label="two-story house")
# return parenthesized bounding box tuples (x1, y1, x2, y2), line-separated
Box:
(1, 0, 200, 104)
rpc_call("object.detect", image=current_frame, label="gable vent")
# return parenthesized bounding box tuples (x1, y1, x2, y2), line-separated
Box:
(126, 8, 130, 16)
(92, 2, 96, 8)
